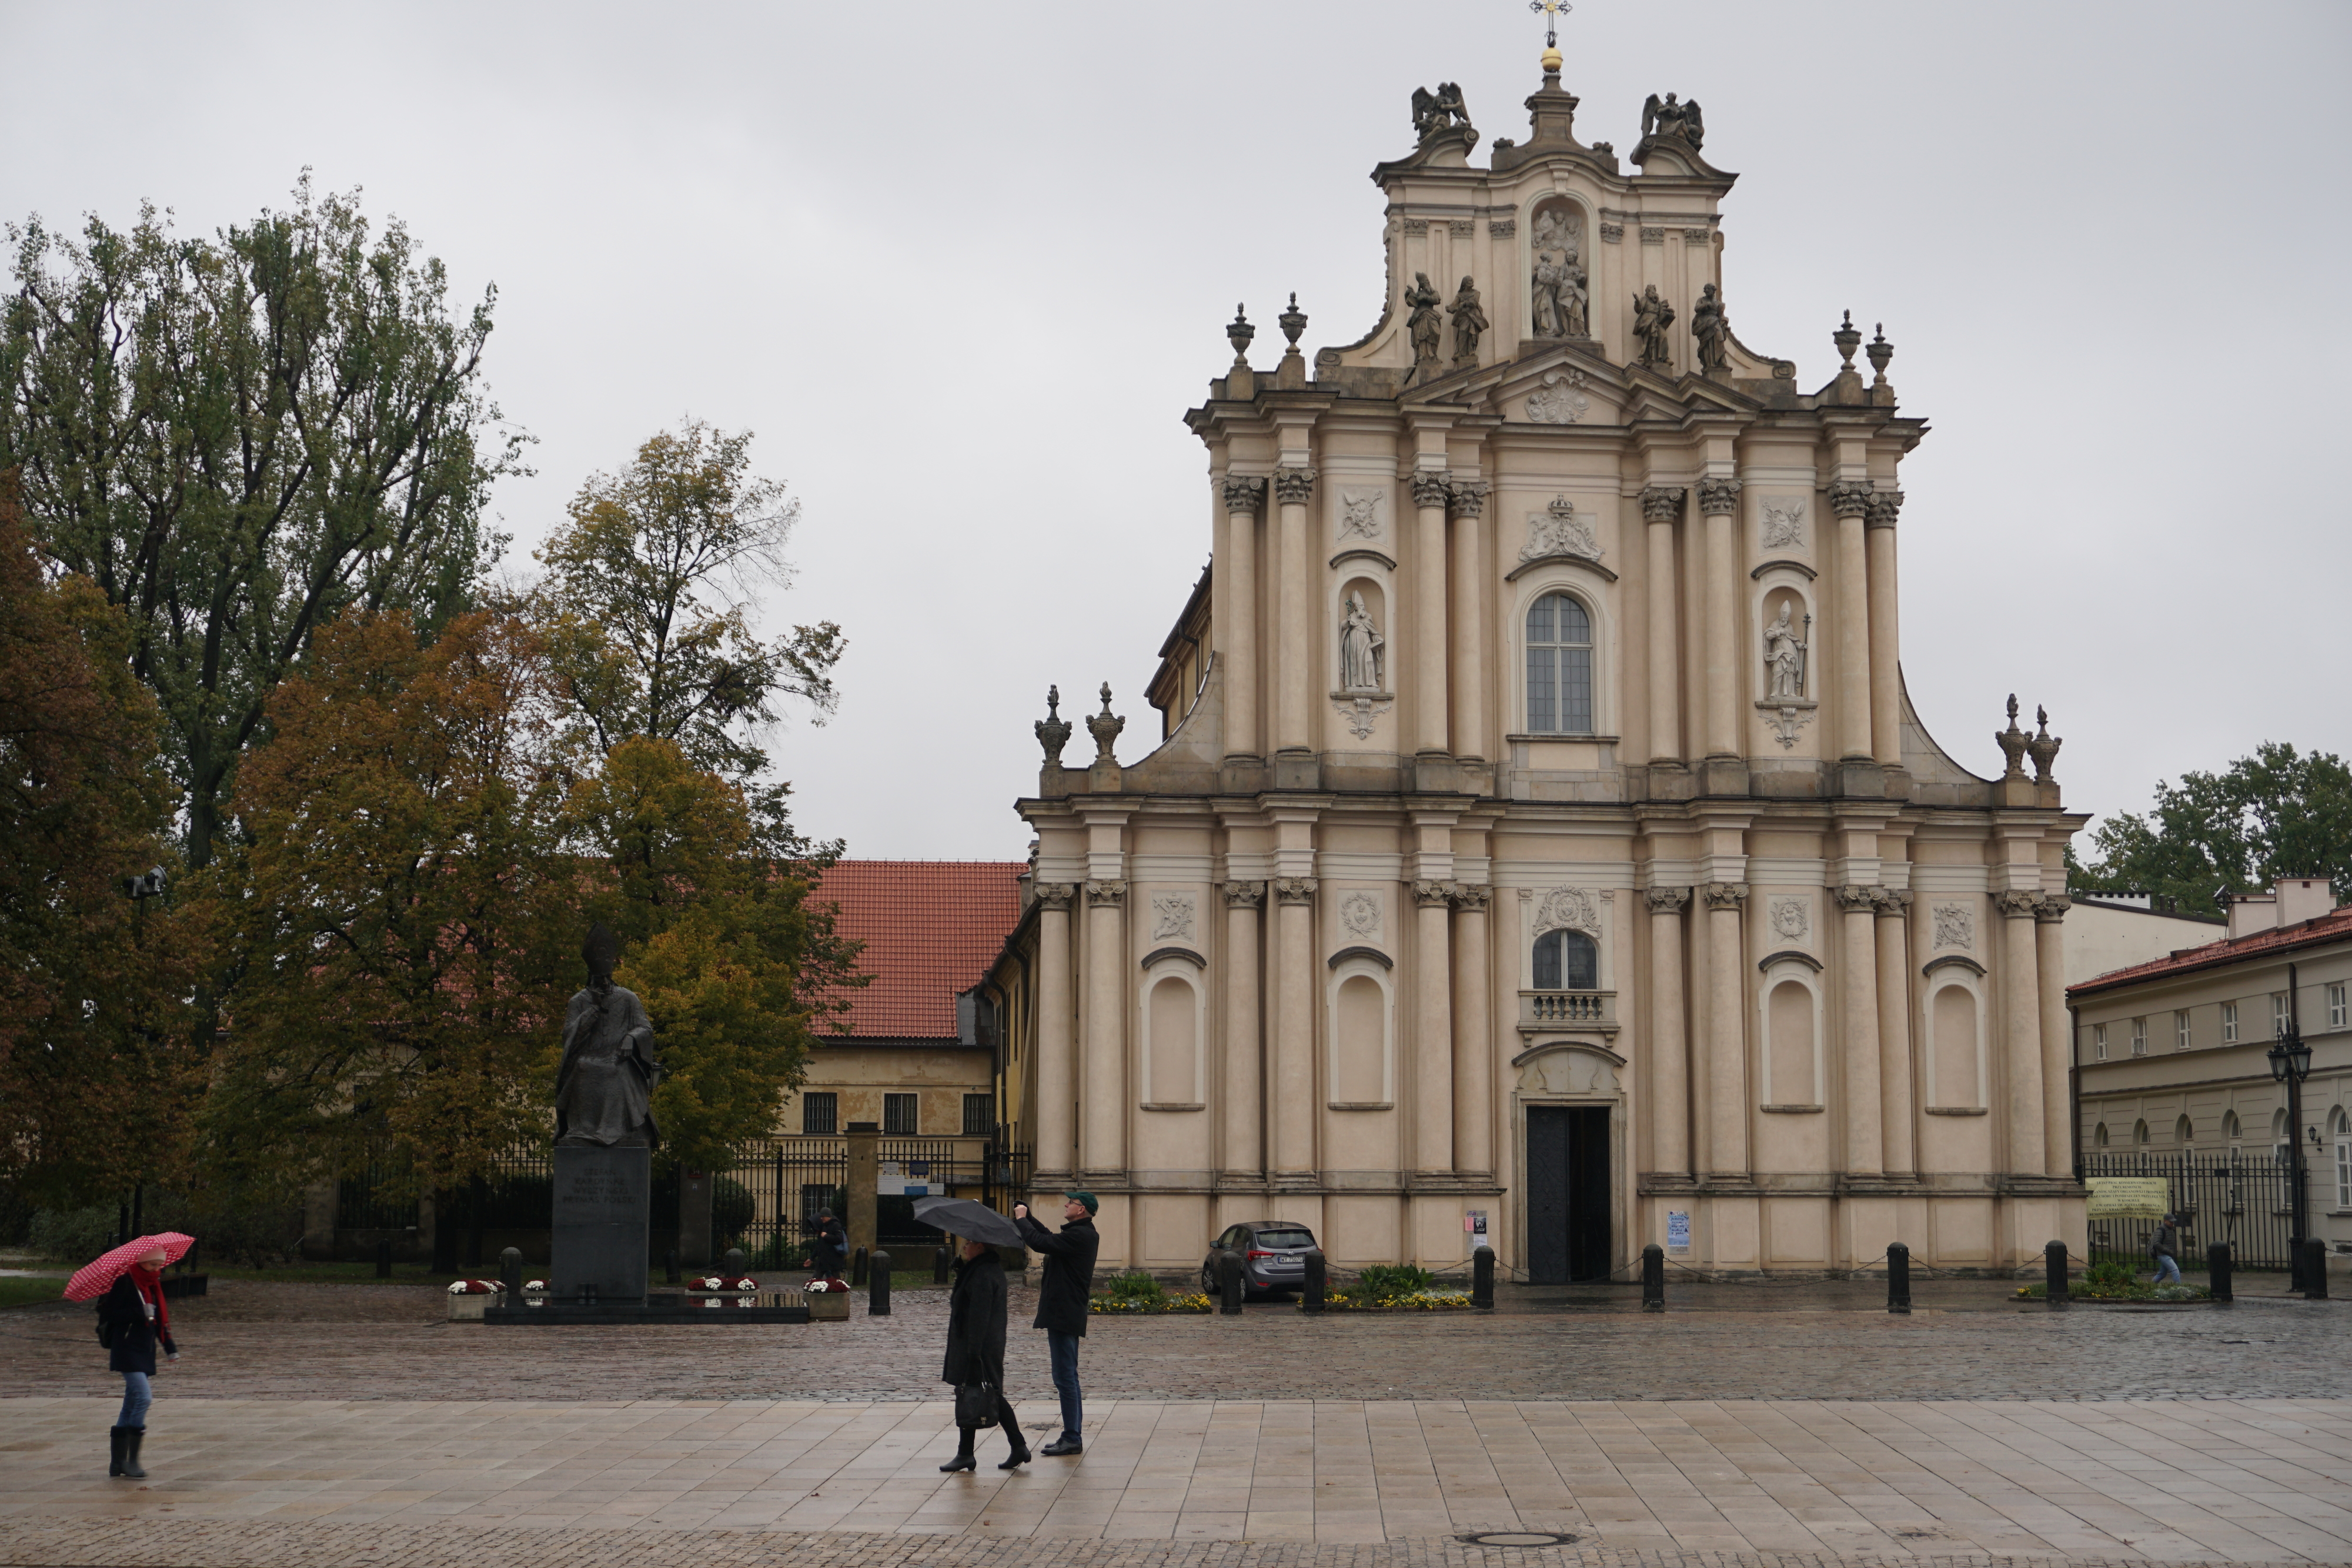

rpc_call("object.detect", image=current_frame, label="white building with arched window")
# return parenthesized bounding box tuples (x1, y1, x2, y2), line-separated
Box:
(991, 44, 2090, 1280)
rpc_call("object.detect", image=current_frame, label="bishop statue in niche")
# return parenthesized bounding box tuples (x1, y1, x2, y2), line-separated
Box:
(1339, 593, 1386, 693)
(1763, 601, 1809, 701)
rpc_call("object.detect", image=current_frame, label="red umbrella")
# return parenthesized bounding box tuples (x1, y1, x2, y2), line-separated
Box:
(65, 1232, 195, 1302)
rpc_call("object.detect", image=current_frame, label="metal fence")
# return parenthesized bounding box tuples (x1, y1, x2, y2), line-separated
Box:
(2082, 1151, 2299, 1271)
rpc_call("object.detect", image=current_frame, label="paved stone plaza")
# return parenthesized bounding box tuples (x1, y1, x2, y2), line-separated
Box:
(2, 1281, 2347, 1567)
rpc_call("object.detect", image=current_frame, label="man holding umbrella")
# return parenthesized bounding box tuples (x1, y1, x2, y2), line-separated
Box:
(66, 1231, 194, 1479)
(1014, 1192, 1099, 1457)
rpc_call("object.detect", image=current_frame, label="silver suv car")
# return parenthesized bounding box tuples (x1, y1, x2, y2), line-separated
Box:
(1200, 1221, 1318, 1299)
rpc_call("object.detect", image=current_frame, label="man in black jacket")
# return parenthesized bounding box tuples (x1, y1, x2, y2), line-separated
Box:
(1014, 1191, 1099, 1456)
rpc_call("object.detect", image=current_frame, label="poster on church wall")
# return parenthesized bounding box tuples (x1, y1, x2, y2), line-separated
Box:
(1666, 1210, 1692, 1255)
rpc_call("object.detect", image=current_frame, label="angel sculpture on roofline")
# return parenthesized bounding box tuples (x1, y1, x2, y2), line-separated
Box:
(1411, 82, 1472, 140)
(1641, 92, 1705, 152)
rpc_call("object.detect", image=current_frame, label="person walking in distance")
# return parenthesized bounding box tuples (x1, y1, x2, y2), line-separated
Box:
(938, 1238, 1028, 1472)
(811, 1208, 847, 1278)
(99, 1245, 178, 1478)
(1014, 1191, 1100, 1456)
(2150, 1213, 2183, 1286)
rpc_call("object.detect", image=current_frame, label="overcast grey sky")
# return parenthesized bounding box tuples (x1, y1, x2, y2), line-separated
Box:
(5, 2, 2347, 861)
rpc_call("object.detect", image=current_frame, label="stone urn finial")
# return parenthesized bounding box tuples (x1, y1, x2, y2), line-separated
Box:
(1034, 684, 1071, 767)
(1833, 309, 1862, 372)
(1279, 292, 1308, 350)
(1227, 304, 1255, 370)
(1994, 693, 2030, 780)
(1866, 322, 1894, 378)
(1086, 682, 1125, 768)
(2027, 704, 2063, 785)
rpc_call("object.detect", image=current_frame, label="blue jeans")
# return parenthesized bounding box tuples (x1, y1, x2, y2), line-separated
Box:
(2152, 1253, 2181, 1284)
(117, 1371, 151, 1429)
(1047, 1329, 1083, 1441)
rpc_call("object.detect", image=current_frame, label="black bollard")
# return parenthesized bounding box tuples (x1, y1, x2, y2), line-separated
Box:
(375, 1238, 392, 1279)
(1217, 1249, 1244, 1315)
(2044, 1239, 2069, 1309)
(934, 1245, 950, 1285)
(1886, 1242, 1911, 1315)
(723, 1246, 749, 1278)
(1472, 1245, 1495, 1309)
(851, 1245, 868, 1288)
(664, 1248, 680, 1285)
(2207, 1240, 2232, 1303)
(869, 1249, 892, 1315)
(2303, 1239, 2330, 1300)
(1302, 1248, 1327, 1313)
(1641, 1243, 1665, 1312)
(500, 1246, 524, 1301)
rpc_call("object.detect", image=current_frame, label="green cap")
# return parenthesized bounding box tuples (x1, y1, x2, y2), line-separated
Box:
(1064, 1190, 1098, 1215)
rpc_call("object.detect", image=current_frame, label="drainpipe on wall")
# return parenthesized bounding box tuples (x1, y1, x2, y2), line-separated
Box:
(2068, 1002, 2083, 1179)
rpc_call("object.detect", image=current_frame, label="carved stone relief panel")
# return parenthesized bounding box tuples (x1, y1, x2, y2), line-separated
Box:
(1759, 497, 1808, 551)
(1768, 896, 1809, 945)
(1520, 496, 1602, 563)
(1932, 902, 1975, 951)
(1150, 893, 1197, 945)
(1531, 886, 1607, 937)
(1517, 1047, 1620, 1096)
(1335, 489, 1385, 544)
(1339, 890, 1384, 943)
(1524, 369, 1589, 425)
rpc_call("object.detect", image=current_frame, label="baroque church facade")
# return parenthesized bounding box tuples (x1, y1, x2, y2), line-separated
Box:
(1000, 48, 2087, 1280)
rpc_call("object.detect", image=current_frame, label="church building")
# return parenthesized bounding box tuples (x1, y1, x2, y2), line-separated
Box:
(998, 45, 2088, 1281)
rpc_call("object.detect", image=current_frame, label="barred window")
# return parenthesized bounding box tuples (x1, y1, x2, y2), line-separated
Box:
(801, 1092, 838, 1135)
(962, 1093, 995, 1136)
(1525, 593, 1593, 735)
(883, 1093, 918, 1135)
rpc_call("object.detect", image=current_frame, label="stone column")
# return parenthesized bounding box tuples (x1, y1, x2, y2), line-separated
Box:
(1449, 884, 1492, 1177)
(1865, 490, 1904, 768)
(1699, 483, 1738, 758)
(1994, 890, 2046, 1176)
(1272, 877, 1318, 1183)
(1082, 880, 1128, 1178)
(1411, 470, 1451, 756)
(1646, 887, 1692, 1175)
(1702, 882, 1749, 1175)
(2035, 895, 2073, 1178)
(1872, 889, 1915, 1176)
(1833, 884, 1884, 1176)
(1642, 486, 1686, 764)
(1829, 482, 1873, 761)
(1411, 879, 1455, 1174)
(1033, 884, 1078, 1181)
(1220, 476, 1266, 761)
(1272, 467, 1315, 755)
(1448, 482, 1488, 761)
(1220, 882, 1265, 1181)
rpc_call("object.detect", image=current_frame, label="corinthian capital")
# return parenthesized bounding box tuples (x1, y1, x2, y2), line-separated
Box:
(1411, 878, 1454, 908)
(1828, 480, 1872, 519)
(1992, 889, 2040, 920)
(1700, 881, 1749, 911)
(1833, 884, 1880, 914)
(1644, 886, 1692, 915)
(1870, 887, 1913, 918)
(2033, 893, 2072, 924)
(1033, 882, 1076, 911)
(1085, 880, 1128, 907)
(1696, 477, 1742, 516)
(1446, 480, 1488, 519)
(1220, 881, 1266, 910)
(1449, 882, 1492, 912)
(1272, 467, 1316, 506)
(1221, 474, 1267, 514)
(1865, 489, 1905, 529)
(1639, 484, 1686, 523)
(1410, 471, 1452, 510)
(1273, 876, 1319, 904)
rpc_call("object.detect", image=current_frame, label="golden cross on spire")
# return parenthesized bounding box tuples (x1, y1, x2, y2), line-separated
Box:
(1529, 0, 1571, 49)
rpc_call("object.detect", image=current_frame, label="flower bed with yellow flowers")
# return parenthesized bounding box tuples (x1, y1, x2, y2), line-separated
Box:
(1088, 1272, 1214, 1314)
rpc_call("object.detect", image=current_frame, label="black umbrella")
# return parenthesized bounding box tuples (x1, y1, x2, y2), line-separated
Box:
(911, 1195, 1026, 1249)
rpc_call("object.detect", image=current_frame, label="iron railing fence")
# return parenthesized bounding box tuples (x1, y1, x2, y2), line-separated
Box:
(2080, 1151, 2298, 1271)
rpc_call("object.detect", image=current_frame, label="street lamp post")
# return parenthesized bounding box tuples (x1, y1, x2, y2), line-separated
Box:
(2267, 1007, 2313, 1291)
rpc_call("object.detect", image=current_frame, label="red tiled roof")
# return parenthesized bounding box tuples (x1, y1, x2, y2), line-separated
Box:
(812, 860, 1027, 1039)
(2068, 904, 2352, 998)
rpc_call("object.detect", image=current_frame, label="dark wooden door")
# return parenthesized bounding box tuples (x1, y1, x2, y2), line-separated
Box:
(1525, 1105, 1611, 1284)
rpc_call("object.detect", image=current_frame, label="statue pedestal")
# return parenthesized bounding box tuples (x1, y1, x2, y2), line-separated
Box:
(550, 1145, 650, 1306)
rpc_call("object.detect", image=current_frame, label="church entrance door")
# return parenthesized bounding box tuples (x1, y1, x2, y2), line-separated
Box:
(1525, 1105, 1610, 1283)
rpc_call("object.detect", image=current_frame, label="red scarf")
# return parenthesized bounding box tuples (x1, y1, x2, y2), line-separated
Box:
(131, 1266, 169, 1337)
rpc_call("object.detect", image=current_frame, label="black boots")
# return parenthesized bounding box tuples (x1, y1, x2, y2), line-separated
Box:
(108, 1427, 125, 1477)
(110, 1427, 146, 1479)
(939, 1429, 977, 1473)
(997, 1443, 1031, 1470)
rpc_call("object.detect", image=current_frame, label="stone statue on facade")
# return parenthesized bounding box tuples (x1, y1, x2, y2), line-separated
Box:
(1446, 276, 1488, 366)
(1692, 283, 1730, 374)
(1405, 273, 1444, 378)
(1641, 93, 1705, 151)
(1338, 593, 1385, 693)
(1529, 209, 1587, 339)
(1411, 82, 1471, 141)
(554, 923, 663, 1149)
(1633, 285, 1676, 370)
(1763, 601, 1808, 700)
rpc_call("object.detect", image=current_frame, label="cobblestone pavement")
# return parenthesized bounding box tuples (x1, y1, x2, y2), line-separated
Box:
(1, 1395, 2346, 1560)
(2, 1282, 2345, 1403)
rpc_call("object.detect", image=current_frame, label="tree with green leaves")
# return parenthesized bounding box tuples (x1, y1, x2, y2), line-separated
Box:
(0, 177, 528, 868)
(2073, 743, 2352, 918)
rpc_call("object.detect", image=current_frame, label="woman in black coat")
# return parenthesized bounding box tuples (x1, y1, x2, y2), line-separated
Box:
(97, 1245, 178, 1479)
(938, 1239, 1028, 1472)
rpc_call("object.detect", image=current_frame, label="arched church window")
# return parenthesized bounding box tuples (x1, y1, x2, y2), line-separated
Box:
(2094, 1122, 2109, 1148)
(1525, 593, 1593, 734)
(1532, 928, 1598, 990)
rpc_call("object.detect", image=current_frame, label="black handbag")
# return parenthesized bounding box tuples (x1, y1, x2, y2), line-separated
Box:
(954, 1379, 1000, 1429)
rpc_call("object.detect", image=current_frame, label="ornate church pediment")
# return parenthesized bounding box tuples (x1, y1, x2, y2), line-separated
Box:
(1491, 346, 1625, 426)
(1512, 1040, 1623, 1097)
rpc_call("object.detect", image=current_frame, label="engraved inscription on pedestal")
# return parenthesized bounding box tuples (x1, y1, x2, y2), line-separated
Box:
(550, 1144, 651, 1305)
